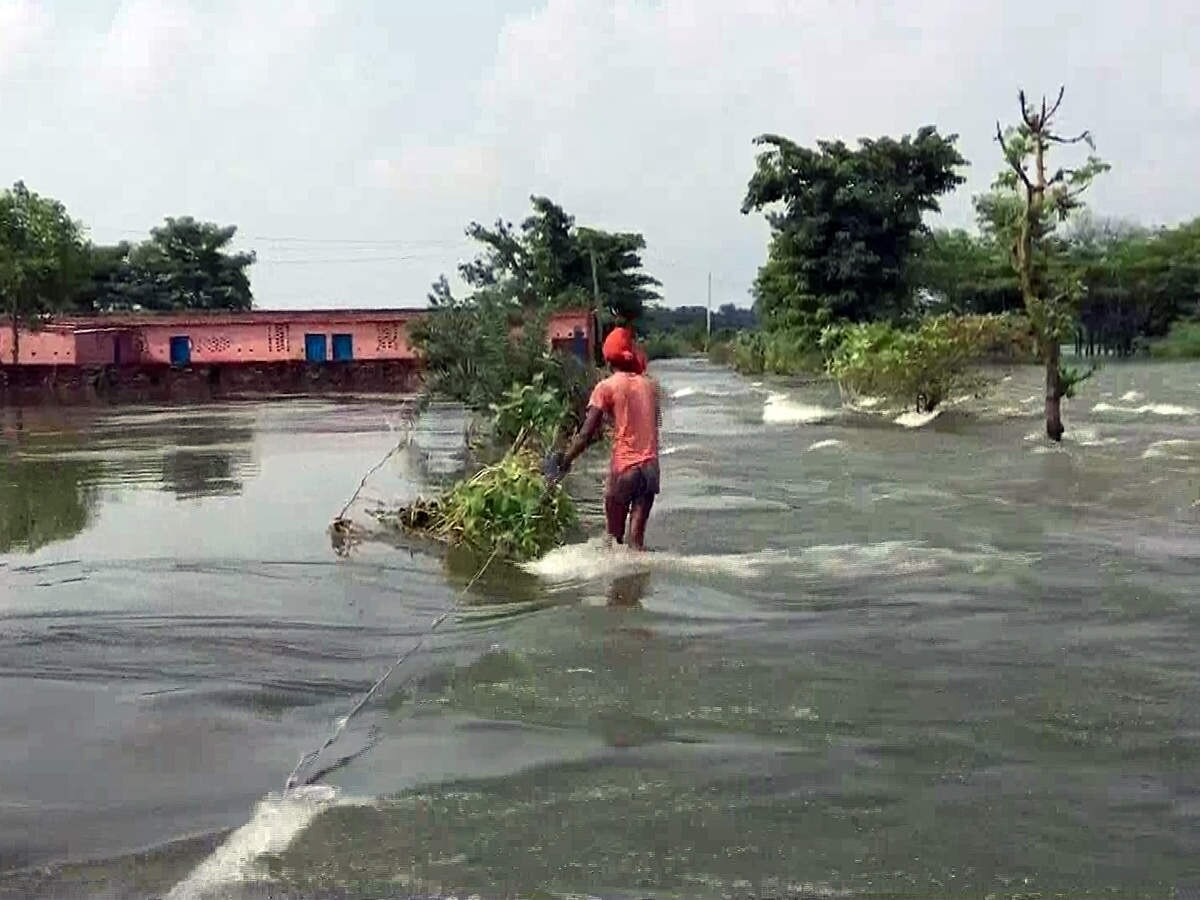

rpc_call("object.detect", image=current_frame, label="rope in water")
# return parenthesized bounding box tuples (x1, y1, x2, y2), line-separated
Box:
(287, 390, 497, 791)
(333, 391, 427, 524)
(284, 544, 500, 791)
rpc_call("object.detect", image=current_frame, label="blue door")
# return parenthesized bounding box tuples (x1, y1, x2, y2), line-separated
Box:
(331, 333, 353, 361)
(169, 336, 190, 366)
(304, 333, 327, 363)
(572, 327, 586, 362)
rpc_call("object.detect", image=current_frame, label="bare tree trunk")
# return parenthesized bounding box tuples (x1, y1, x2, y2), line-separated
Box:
(1045, 342, 1064, 441)
(9, 313, 18, 366)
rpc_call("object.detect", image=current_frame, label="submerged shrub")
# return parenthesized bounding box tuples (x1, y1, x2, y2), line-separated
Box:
(728, 329, 824, 375)
(489, 373, 571, 449)
(1149, 320, 1200, 360)
(824, 313, 1030, 412)
(375, 450, 577, 562)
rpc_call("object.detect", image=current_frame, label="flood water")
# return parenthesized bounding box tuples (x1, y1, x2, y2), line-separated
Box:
(2, 359, 1200, 898)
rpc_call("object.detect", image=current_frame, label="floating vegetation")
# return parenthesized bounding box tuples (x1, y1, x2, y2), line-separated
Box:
(371, 448, 577, 563)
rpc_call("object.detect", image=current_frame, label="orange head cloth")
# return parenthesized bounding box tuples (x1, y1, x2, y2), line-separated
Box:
(602, 326, 646, 373)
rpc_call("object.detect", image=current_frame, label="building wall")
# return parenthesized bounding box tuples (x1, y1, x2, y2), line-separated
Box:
(0, 328, 77, 365)
(74, 331, 140, 365)
(135, 318, 417, 365)
(2, 310, 591, 367)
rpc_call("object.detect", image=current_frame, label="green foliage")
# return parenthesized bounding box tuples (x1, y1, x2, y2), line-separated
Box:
(1057, 362, 1094, 399)
(824, 313, 1030, 412)
(1072, 216, 1200, 353)
(981, 89, 1109, 354)
(377, 450, 577, 562)
(640, 331, 694, 361)
(727, 328, 824, 376)
(1148, 320, 1200, 359)
(911, 229, 1022, 315)
(742, 126, 966, 333)
(83, 217, 255, 312)
(411, 299, 596, 431)
(437, 451, 577, 561)
(454, 196, 659, 323)
(0, 181, 86, 360)
(489, 373, 571, 450)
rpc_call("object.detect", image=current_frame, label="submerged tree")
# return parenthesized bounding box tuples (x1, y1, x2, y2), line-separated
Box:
(982, 87, 1109, 441)
(741, 127, 966, 340)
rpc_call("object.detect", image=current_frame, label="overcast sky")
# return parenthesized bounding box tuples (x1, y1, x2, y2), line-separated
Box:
(2, 0, 1197, 310)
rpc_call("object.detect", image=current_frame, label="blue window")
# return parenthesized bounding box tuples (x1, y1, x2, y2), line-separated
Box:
(304, 333, 327, 363)
(169, 336, 190, 366)
(331, 333, 353, 361)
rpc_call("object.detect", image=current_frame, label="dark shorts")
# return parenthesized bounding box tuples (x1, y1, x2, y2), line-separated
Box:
(606, 459, 660, 506)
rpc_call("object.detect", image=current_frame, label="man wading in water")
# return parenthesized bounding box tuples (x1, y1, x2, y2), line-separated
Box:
(552, 326, 661, 551)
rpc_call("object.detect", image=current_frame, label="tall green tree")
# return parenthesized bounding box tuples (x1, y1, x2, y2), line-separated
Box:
(741, 127, 966, 340)
(114, 217, 256, 312)
(983, 87, 1109, 441)
(456, 196, 659, 322)
(71, 242, 134, 313)
(0, 182, 86, 363)
(911, 229, 1022, 316)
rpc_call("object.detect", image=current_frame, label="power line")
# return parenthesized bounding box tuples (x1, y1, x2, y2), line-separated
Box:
(88, 226, 471, 248)
(253, 254, 447, 266)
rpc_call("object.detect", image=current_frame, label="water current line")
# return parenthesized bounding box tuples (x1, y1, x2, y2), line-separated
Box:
(284, 544, 500, 791)
(332, 390, 427, 524)
(286, 390, 490, 791)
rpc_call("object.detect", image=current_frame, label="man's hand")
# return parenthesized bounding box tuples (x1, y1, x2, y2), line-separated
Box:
(542, 450, 570, 486)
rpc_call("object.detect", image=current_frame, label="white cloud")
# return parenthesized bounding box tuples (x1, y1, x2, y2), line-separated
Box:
(471, 0, 1199, 306)
(96, 0, 202, 97)
(368, 143, 500, 204)
(3, 0, 1199, 310)
(0, 0, 49, 74)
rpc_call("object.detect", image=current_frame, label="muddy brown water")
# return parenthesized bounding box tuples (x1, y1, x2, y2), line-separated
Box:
(2, 359, 1199, 898)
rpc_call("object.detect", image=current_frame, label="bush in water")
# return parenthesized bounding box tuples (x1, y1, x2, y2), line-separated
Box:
(488, 373, 572, 450)
(823, 313, 1030, 413)
(1149, 320, 1200, 360)
(376, 450, 577, 562)
(727, 329, 825, 376)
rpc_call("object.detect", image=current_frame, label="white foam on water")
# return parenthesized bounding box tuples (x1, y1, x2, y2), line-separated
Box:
(524, 538, 1029, 586)
(522, 537, 783, 583)
(166, 786, 350, 900)
(671, 386, 699, 399)
(806, 439, 843, 452)
(762, 393, 837, 425)
(894, 408, 941, 428)
(849, 395, 885, 410)
(1120, 390, 1145, 403)
(1142, 439, 1200, 460)
(659, 444, 695, 457)
(1062, 426, 1125, 447)
(1092, 402, 1197, 417)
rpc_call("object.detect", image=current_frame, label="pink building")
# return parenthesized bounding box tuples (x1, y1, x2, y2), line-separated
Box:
(0, 308, 597, 369)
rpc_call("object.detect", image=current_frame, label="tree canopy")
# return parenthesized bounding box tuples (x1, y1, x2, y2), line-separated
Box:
(450, 195, 659, 323)
(741, 127, 967, 337)
(81, 217, 256, 313)
(0, 181, 86, 362)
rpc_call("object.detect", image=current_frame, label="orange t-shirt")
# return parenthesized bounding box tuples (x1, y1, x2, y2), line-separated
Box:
(588, 372, 660, 474)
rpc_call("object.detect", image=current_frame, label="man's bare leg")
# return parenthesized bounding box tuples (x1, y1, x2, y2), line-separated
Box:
(628, 495, 654, 551)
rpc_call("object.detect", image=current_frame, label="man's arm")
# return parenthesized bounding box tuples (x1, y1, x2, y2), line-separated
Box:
(560, 406, 605, 472)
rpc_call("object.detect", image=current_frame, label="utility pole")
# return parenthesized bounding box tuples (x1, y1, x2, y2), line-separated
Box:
(706, 271, 712, 347)
(590, 249, 602, 365)
(590, 250, 601, 313)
